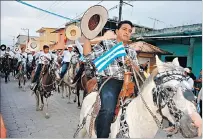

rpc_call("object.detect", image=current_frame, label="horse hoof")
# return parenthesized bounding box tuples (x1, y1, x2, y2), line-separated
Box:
(36, 107, 40, 111)
(74, 100, 76, 103)
(66, 95, 68, 97)
(77, 106, 81, 109)
(40, 105, 44, 111)
(45, 113, 50, 119)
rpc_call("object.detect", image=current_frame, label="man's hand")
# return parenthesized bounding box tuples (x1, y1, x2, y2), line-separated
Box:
(125, 57, 131, 67)
(83, 37, 91, 56)
(125, 57, 140, 72)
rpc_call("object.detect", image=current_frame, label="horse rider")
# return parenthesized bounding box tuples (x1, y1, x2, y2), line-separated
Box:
(69, 39, 85, 87)
(50, 50, 58, 64)
(83, 20, 140, 138)
(33, 50, 43, 66)
(57, 45, 75, 82)
(30, 45, 52, 90)
(5, 47, 15, 58)
(27, 51, 34, 79)
(3, 47, 14, 82)
(16, 46, 28, 78)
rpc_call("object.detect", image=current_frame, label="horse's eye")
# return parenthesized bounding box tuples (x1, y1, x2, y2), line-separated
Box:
(166, 87, 173, 92)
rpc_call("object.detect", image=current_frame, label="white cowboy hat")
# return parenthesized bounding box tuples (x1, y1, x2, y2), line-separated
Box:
(80, 5, 108, 40)
(65, 24, 81, 41)
(184, 68, 191, 73)
(67, 44, 73, 48)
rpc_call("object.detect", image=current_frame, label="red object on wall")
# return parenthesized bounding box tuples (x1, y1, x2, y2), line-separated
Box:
(64, 36, 68, 44)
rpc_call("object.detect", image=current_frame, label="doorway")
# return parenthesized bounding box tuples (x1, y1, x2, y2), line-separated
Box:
(165, 56, 187, 68)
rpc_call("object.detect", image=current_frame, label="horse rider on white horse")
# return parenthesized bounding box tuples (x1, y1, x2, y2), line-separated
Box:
(69, 39, 86, 87)
(16, 46, 28, 77)
(30, 45, 52, 91)
(82, 20, 140, 138)
(57, 44, 75, 84)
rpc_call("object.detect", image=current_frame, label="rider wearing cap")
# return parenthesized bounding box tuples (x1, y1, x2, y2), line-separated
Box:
(58, 44, 75, 80)
(30, 45, 52, 90)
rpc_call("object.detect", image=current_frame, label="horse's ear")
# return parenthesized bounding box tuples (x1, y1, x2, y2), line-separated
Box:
(172, 58, 180, 66)
(155, 55, 163, 66)
(155, 55, 164, 72)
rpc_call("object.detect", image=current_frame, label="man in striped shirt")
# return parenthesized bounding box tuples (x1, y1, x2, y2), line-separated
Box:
(83, 20, 140, 138)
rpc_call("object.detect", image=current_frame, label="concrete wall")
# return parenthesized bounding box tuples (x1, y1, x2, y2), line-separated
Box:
(51, 29, 66, 50)
(38, 28, 57, 50)
(156, 40, 202, 77)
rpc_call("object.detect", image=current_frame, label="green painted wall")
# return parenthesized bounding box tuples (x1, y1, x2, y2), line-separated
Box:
(155, 40, 202, 77)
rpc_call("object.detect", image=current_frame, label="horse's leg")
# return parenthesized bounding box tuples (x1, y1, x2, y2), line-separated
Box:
(77, 85, 81, 108)
(39, 93, 44, 111)
(23, 75, 26, 91)
(74, 93, 77, 103)
(45, 97, 50, 119)
(18, 77, 22, 88)
(67, 86, 72, 104)
(35, 91, 40, 111)
(4, 72, 8, 83)
(65, 85, 68, 98)
(57, 84, 60, 93)
(7, 72, 10, 81)
(61, 83, 65, 99)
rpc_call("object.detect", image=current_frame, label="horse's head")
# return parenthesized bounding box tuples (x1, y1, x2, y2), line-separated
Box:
(152, 55, 201, 137)
(71, 55, 79, 66)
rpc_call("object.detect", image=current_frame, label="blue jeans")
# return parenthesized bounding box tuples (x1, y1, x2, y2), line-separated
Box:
(60, 62, 69, 79)
(96, 78, 123, 138)
(32, 64, 42, 83)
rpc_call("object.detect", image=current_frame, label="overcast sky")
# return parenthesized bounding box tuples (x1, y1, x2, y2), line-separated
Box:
(1, 1, 202, 46)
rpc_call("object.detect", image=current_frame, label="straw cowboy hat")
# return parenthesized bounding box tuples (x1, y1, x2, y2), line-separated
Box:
(65, 24, 81, 41)
(80, 5, 108, 40)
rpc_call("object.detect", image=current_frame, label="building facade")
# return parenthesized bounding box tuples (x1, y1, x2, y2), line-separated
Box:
(132, 24, 202, 76)
(36, 27, 58, 50)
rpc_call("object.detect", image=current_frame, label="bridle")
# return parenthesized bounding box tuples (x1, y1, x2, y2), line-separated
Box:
(152, 69, 187, 129)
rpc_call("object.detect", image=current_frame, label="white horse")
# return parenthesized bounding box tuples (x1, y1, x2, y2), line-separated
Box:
(58, 55, 78, 103)
(74, 56, 202, 138)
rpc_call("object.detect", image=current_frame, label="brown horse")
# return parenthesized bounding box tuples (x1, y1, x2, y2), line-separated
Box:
(33, 63, 57, 119)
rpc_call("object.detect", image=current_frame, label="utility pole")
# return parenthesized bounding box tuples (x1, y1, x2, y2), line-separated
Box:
(118, 0, 133, 22)
(21, 28, 29, 50)
(21, 28, 29, 43)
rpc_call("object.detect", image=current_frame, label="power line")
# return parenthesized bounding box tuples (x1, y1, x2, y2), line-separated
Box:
(37, 1, 59, 19)
(16, 0, 79, 22)
(72, 0, 104, 20)
(43, 1, 70, 20)
(55, 1, 104, 30)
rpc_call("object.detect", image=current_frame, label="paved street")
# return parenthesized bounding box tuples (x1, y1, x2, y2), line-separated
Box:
(0, 77, 201, 138)
(1, 77, 81, 138)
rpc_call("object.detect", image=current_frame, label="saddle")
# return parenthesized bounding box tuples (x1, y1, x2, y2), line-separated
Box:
(86, 72, 136, 117)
